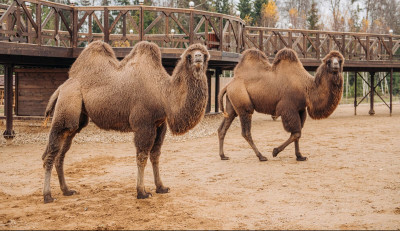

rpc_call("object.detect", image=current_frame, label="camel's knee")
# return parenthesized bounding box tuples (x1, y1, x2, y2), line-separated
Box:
(150, 151, 160, 163)
(136, 152, 149, 166)
(292, 132, 301, 140)
(241, 129, 252, 141)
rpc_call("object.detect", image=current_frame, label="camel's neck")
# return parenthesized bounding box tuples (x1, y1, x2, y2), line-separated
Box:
(307, 66, 343, 119)
(165, 65, 208, 135)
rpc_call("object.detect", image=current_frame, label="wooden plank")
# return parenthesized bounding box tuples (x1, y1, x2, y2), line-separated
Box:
(194, 16, 205, 33)
(170, 13, 189, 36)
(109, 10, 125, 33)
(104, 8, 109, 43)
(189, 11, 194, 44)
(36, 2, 41, 45)
(143, 13, 163, 35)
(20, 1, 38, 32)
(92, 12, 104, 33)
(41, 8, 55, 29)
(58, 10, 72, 36)
(0, 1, 17, 24)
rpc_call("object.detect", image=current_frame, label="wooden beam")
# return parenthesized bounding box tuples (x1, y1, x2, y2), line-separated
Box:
(104, 8, 109, 43)
(3, 64, 15, 140)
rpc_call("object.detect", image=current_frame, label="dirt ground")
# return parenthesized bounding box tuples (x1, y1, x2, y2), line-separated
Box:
(0, 103, 400, 230)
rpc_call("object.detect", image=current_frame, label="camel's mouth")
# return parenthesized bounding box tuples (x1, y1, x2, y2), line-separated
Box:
(194, 60, 204, 69)
(331, 67, 340, 73)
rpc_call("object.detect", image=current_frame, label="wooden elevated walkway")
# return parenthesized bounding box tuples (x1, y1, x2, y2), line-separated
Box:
(1, 0, 400, 140)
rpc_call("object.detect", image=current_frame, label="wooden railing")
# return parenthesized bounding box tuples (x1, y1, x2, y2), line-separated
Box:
(0, 0, 400, 63)
(245, 27, 400, 62)
(0, 0, 245, 53)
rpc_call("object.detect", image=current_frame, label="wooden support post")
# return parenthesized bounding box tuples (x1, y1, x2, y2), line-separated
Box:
(316, 33, 320, 60)
(206, 70, 213, 113)
(36, 2, 42, 45)
(390, 68, 393, 116)
(369, 72, 375, 115)
(259, 30, 263, 52)
(104, 8, 109, 43)
(189, 11, 194, 45)
(3, 64, 15, 142)
(215, 68, 221, 113)
(219, 16, 223, 51)
(366, 36, 370, 61)
(341, 34, 346, 56)
(72, 7, 78, 48)
(354, 72, 357, 115)
(122, 13, 126, 40)
(139, 6, 144, 41)
(55, 9, 59, 46)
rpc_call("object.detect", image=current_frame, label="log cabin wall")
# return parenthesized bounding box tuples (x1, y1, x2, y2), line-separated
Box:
(15, 68, 68, 116)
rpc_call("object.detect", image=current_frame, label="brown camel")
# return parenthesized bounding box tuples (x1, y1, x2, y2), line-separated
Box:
(42, 41, 210, 203)
(218, 48, 344, 161)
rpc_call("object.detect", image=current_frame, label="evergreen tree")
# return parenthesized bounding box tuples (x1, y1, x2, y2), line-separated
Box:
(220, 0, 231, 14)
(306, 0, 319, 30)
(116, 0, 131, 5)
(237, 0, 252, 22)
(252, 0, 268, 26)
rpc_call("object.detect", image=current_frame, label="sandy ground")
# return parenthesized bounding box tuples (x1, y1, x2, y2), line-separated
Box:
(0, 103, 400, 230)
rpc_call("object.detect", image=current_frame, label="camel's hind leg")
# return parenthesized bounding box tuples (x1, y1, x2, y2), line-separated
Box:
(42, 82, 84, 203)
(149, 122, 169, 194)
(239, 113, 268, 161)
(55, 113, 89, 196)
(217, 97, 237, 160)
(42, 129, 68, 203)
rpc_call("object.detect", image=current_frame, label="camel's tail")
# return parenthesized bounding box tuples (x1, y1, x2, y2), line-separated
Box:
(43, 88, 60, 127)
(218, 85, 228, 117)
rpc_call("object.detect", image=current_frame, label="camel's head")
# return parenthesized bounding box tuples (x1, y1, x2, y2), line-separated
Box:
(323, 51, 344, 74)
(181, 43, 210, 73)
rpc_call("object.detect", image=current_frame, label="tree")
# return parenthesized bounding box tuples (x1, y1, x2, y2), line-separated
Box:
(237, 0, 252, 23)
(215, 0, 231, 14)
(261, 0, 279, 27)
(306, 0, 319, 30)
(252, 0, 268, 26)
(283, 0, 311, 29)
(288, 8, 299, 28)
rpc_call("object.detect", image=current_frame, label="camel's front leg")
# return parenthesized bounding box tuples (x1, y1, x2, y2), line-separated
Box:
(134, 125, 157, 199)
(150, 122, 169, 194)
(273, 108, 307, 161)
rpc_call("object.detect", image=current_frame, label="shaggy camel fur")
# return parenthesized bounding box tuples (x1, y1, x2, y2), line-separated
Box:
(218, 48, 344, 161)
(42, 41, 210, 203)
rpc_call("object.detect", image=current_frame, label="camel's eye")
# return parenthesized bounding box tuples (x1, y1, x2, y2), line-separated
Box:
(326, 60, 331, 65)
(186, 54, 192, 62)
(204, 54, 208, 62)
(339, 59, 343, 65)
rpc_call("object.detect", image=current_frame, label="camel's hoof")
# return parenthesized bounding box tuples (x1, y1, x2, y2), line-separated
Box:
(137, 191, 152, 199)
(296, 156, 308, 161)
(272, 148, 280, 157)
(44, 194, 55, 204)
(258, 155, 268, 161)
(156, 187, 170, 194)
(220, 155, 230, 160)
(63, 190, 77, 196)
